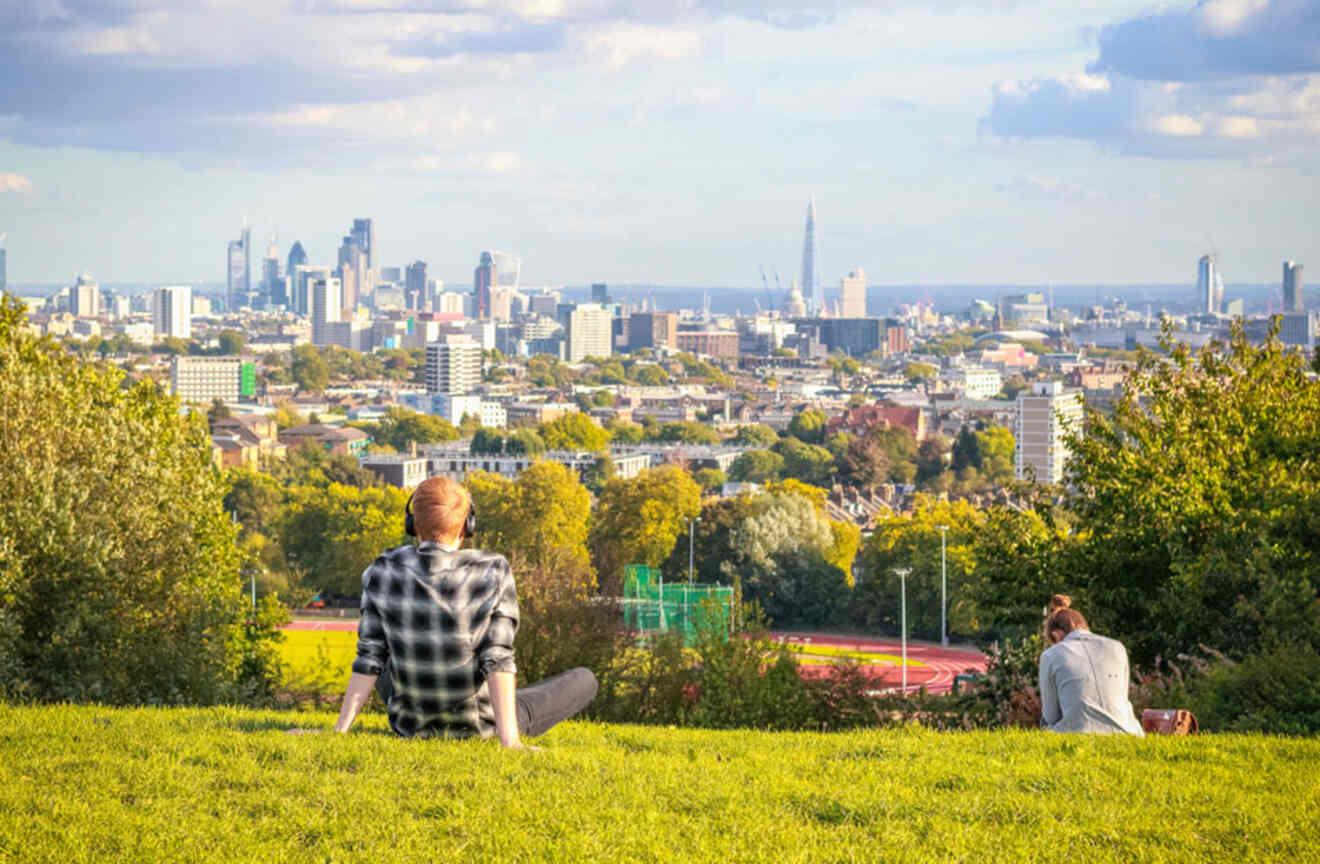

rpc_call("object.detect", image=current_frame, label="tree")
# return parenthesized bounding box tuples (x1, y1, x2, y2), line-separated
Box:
(458, 412, 482, 437)
(216, 329, 246, 356)
(775, 436, 835, 486)
(467, 463, 593, 575)
(290, 344, 329, 392)
(583, 455, 616, 493)
(1000, 374, 1028, 399)
(590, 466, 702, 591)
(207, 398, 232, 425)
(734, 424, 779, 447)
(915, 435, 950, 485)
(950, 426, 982, 473)
(630, 364, 669, 386)
(607, 420, 645, 444)
(471, 427, 506, 454)
(278, 483, 410, 596)
(693, 467, 726, 493)
(541, 412, 611, 453)
(0, 295, 265, 704)
(728, 449, 784, 483)
(905, 361, 937, 382)
(851, 496, 987, 640)
(787, 408, 828, 445)
(506, 428, 547, 457)
(358, 407, 459, 451)
(656, 421, 720, 445)
(1063, 322, 1320, 663)
(733, 492, 844, 626)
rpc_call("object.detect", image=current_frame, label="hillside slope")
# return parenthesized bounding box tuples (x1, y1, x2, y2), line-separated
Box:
(2, 705, 1317, 863)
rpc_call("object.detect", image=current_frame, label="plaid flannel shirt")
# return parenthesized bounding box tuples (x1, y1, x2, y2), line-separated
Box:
(352, 542, 519, 739)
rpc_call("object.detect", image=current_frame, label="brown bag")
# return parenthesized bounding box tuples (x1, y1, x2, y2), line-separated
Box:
(1141, 709, 1199, 735)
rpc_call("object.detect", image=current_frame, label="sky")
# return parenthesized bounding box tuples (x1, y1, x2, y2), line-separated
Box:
(1, 0, 1318, 288)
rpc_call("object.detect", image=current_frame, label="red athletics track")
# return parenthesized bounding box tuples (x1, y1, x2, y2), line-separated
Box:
(768, 632, 987, 695)
(285, 621, 988, 696)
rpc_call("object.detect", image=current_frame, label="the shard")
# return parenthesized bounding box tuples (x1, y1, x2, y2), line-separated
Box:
(800, 197, 822, 317)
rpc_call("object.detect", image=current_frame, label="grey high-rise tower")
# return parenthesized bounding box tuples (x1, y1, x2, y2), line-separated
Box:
(0, 235, 7, 295)
(801, 197, 821, 317)
(227, 224, 250, 311)
(351, 218, 375, 278)
(1284, 260, 1304, 313)
(1197, 254, 1222, 315)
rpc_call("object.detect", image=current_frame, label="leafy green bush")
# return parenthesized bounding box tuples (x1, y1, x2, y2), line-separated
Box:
(0, 294, 276, 704)
(1175, 643, 1320, 735)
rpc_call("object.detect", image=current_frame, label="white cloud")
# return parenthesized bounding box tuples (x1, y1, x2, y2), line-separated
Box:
(411, 151, 528, 177)
(0, 172, 33, 193)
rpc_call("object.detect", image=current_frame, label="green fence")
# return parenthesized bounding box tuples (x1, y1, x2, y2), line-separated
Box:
(621, 564, 735, 643)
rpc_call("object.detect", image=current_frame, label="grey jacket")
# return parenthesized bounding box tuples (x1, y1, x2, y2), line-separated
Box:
(1038, 630, 1144, 736)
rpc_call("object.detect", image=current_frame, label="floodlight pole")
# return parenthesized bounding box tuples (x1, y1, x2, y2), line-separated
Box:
(688, 517, 701, 585)
(895, 567, 911, 694)
(936, 524, 950, 648)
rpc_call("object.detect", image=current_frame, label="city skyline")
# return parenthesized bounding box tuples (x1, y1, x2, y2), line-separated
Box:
(0, 2, 1317, 286)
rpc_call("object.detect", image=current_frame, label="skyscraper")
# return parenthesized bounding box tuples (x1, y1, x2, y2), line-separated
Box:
(286, 242, 308, 284)
(473, 252, 495, 319)
(338, 235, 367, 312)
(153, 285, 192, 340)
(591, 283, 609, 305)
(0, 236, 7, 294)
(227, 224, 250, 311)
(261, 241, 280, 308)
(351, 218, 375, 278)
(1283, 260, 1305, 313)
(801, 197, 821, 317)
(1197, 254, 1223, 315)
(406, 261, 429, 311)
(839, 268, 867, 318)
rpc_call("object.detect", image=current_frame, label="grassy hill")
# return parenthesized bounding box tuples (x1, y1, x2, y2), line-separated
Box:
(2, 704, 1317, 863)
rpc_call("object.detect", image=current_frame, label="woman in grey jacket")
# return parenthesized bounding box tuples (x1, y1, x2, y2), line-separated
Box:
(1039, 603, 1144, 735)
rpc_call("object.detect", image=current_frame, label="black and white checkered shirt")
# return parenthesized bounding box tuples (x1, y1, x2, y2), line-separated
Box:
(351, 542, 519, 739)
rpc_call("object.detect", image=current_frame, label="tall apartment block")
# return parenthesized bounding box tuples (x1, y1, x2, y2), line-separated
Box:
(565, 303, 613, 362)
(69, 273, 100, 318)
(1284, 261, 1305, 313)
(171, 355, 255, 404)
(311, 276, 343, 347)
(152, 285, 192, 340)
(1014, 381, 1084, 485)
(839, 268, 867, 318)
(426, 335, 482, 395)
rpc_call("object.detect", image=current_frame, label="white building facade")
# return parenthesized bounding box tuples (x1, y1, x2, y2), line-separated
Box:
(1014, 381, 1084, 485)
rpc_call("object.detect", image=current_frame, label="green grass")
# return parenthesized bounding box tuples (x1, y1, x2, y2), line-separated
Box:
(278, 629, 925, 682)
(281, 629, 357, 690)
(2, 704, 1317, 863)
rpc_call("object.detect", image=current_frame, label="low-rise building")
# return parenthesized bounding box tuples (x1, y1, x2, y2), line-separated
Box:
(279, 423, 370, 457)
(359, 453, 430, 488)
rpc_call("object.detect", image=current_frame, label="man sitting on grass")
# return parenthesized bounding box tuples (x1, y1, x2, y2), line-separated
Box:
(333, 476, 597, 747)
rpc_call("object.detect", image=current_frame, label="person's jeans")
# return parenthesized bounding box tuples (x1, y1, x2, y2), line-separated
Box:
(374, 665, 597, 738)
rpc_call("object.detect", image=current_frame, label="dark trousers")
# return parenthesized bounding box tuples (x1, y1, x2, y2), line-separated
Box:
(375, 666, 597, 738)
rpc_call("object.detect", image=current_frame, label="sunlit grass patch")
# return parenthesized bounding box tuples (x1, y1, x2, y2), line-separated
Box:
(1, 704, 1316, 863)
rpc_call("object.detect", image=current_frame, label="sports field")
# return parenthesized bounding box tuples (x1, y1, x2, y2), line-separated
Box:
(2, 703, 1316, 862)
(281, 622, 986, 695)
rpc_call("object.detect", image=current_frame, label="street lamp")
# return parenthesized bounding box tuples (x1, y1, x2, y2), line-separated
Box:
(935, 524, 950, 648)
(688, 517, 702, 584)
(893, 567, 911, 694)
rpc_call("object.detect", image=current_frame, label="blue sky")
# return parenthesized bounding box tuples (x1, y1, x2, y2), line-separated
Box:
(1, 0, 1317, 287)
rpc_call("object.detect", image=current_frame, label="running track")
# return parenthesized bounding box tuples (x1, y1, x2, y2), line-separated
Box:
(285, 620, 988, 696)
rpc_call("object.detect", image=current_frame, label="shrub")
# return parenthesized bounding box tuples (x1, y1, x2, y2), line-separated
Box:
(0, 295, 274, 705)
(1173, 643, 1320, 735)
